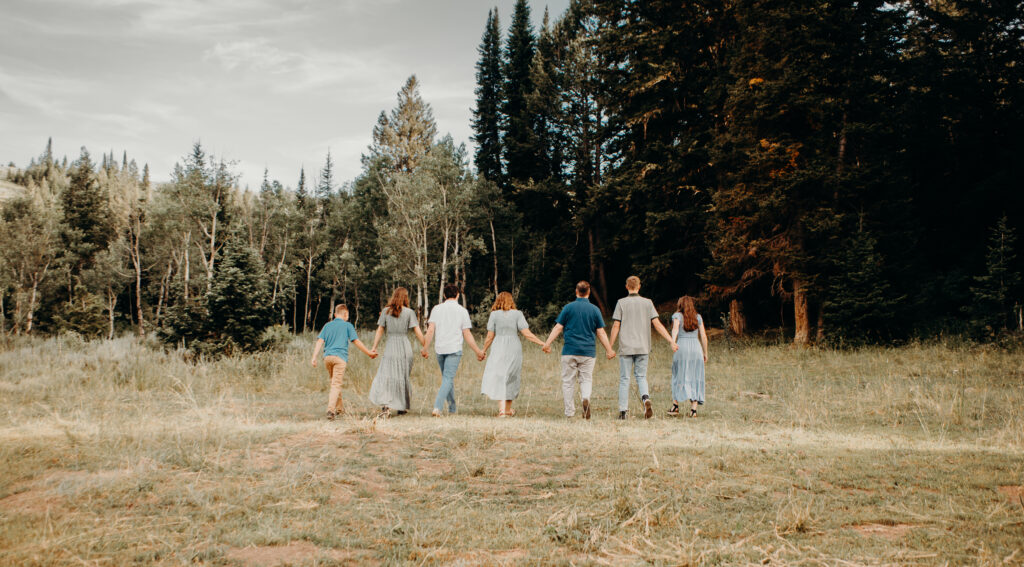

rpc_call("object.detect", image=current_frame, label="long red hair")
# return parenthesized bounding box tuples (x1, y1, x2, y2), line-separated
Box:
(386, 287, 409, 316)
(677, 296, 699, 332)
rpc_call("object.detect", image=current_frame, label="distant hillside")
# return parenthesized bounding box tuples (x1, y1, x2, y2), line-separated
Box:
(0, 166, 24, 200)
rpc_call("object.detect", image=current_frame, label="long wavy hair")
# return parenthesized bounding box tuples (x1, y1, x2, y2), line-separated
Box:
(677, 296, 699, 332)
(385, 287, 410, 316)
(491, 291, 516, 311)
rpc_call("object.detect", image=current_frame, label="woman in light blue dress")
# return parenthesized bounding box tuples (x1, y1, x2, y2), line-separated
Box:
(480, 292, 545, 417)
(369, 287, 425, 417)
(669, 296, 708, 417)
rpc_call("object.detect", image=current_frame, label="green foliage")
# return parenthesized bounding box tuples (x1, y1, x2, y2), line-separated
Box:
(206, 235, 275, 351)
(472, 8, 504, 182)
(822, 231, 905, 346)
(966, 215, 1021, 339)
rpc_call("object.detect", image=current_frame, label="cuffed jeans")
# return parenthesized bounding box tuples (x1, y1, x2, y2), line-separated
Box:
(618, 354, 650, 411)
(560, 355, 595, 417)
(433, 351, 462, 413)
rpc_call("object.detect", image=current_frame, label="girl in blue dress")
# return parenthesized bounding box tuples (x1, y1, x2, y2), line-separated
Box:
(669, 296, 708, 417)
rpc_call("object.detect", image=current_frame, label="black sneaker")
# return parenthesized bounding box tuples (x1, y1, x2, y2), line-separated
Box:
(644, 398, 653, 419)
(618, 411, 627, 420)
(582, 399, 591, 420)
(326, 411, 336, 421)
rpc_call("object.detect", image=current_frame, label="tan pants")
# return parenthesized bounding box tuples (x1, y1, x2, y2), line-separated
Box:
(560, 355, 595, 417)
(324, 356, 347, 414)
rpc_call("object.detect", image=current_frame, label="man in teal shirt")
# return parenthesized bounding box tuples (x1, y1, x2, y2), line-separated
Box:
(542, 281, 615, 419)
(311, 304, 376, 420)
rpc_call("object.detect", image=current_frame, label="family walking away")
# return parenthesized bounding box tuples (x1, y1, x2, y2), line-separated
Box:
(309, 277, 710, 420)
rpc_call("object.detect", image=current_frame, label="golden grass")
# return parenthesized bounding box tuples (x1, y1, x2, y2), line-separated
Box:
(0, 333, 1022, 565)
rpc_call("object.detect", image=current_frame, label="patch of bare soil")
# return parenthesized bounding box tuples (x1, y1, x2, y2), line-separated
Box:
(0, 487, 59, 517)
(448, 548, 529, 565)
(225, 541, 361, 566)
(851, 523, 915, 540)
(998, 485, 1024, 505)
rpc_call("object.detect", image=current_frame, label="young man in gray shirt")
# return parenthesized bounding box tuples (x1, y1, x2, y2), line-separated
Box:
(608, 276, 677, 419)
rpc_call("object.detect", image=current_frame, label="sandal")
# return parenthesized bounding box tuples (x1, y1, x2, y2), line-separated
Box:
(667, 404, 680, 417)
(689, 408, 698, 418)
(377, 406, 391, 419)
(497, 412, 508, 418)
(507, 408, 516, 417)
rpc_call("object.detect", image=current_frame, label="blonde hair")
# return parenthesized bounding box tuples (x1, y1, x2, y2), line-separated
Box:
(491, 291, 516, 311)
(334, 303, 348, 317)
(626, 276, 640, 291)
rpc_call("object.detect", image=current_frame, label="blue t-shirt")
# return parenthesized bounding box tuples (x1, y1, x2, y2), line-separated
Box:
(318, 319, 359, 361)
(555, 297, 605, 357)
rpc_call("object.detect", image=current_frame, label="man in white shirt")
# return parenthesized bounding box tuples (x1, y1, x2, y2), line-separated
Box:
(421, 284, 486, 416)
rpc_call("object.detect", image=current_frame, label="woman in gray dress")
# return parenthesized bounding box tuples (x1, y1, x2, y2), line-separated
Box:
(669, 296, 708, 418)
(369, 287, 426, 417)
(480, 292, 545, 417)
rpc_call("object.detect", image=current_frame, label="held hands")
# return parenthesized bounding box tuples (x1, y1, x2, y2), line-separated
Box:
(606, 349, 616, 360)
(541, 344, 552, 354)
(420, 347, 429, 358)
(672, 343, 679, 352)
(369, 350, 379, 359)
(476, 350, 486, 362)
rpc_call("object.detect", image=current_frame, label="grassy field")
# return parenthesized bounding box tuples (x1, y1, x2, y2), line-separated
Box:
(0, 332, 1022, 565)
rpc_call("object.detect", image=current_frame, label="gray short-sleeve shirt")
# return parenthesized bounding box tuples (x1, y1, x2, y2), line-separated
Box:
(612, 294, 660, 355)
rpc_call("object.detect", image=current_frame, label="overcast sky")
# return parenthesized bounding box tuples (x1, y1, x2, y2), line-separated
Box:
(0, 0, 570, 190)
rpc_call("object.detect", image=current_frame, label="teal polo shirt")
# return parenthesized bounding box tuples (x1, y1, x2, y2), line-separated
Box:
(555, 297, 605, 357)
(318, 319, 359, 361)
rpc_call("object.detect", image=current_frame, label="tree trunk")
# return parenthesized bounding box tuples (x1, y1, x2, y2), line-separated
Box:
(133, 239, 144, 337)
(729, 299, 746, 337)
(0, 290, 6, 339)
(183, 233, 191, 301)
(438, 223, 450, 303)
(27, 279, 39, 334)
(815, 307, 825, 343)
(107, 287, 116, 340)
(793, 279, 810, 346)
(303, 255, 313, 333)
(489, 219, 498, 295)
(587, 229, 608, 315)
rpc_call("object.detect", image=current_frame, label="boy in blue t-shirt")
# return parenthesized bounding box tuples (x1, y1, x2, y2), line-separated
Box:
(311, 304, 377, 420)
(542, 281, 616, 419)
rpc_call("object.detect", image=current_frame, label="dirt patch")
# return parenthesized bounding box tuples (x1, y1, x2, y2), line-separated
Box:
(414, 456, 453, 476)
(851, 523, 915, 540)
(0, 487, 59, 517)
(225, 541, 357, 566)
(998, 485, 1024, 505)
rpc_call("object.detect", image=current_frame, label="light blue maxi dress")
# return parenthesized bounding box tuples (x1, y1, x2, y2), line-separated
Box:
(671, 313, 705, 404)
(480, 309, 529, 401)
(368, 307, 419, 411)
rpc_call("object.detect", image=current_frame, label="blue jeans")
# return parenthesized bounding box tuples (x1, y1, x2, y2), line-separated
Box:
(433, 351, 462, 413)
(618, 354, 650, 411)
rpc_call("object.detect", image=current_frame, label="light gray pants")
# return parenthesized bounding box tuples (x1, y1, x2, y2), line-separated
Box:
(560, 355, 595, 417)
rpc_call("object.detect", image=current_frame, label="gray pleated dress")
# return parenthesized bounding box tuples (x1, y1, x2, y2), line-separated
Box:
(670, 313, 705, 404)
(480, 309, 529, 401)
(368, 307, 419, 411)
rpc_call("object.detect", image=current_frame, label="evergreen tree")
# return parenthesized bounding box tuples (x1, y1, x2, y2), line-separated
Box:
(62, 147, 113, 274)
(822, 229, 905, 345)
(316, 149, 335, 200)
(502, 0, 538, 186)
(967, 215, 1021, 338)
(472, 8, 505, 182)
(369, 75, 437, 174)
(206, 234, 275, 351)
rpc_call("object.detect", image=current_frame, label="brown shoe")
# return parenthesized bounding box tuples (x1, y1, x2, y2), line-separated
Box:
(582, 399, 591, 420)
(644, 398, 653, 419)
(326, 411, 336, 421)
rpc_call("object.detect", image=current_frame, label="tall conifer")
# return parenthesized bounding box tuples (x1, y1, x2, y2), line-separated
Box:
(472, 8, 505, 182)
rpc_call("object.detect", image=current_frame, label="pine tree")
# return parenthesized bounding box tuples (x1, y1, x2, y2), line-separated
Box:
(370, 75, 437, 174)
(206, 234, 275, 352)
(967, 215, 1021, 339)
(502, 0, 537, 186)
(822, 230, 904, 345)
(316, 149, 335, 200)
(296, 167, 308, 209)
(473, 8, 505, 182)
(62, 147, 113, 274)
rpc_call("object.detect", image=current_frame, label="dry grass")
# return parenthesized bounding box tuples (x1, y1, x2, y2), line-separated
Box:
(0, 333, 1022, 565)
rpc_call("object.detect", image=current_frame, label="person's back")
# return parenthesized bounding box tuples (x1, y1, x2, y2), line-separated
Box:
(612, 294, 658, 356)
(557, 297, 605, 357)
(428, 299, 471, 355)
(320, 318, 358, 359)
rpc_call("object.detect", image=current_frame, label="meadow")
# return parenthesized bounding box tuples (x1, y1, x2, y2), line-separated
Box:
(0, 332, 1022, 565)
